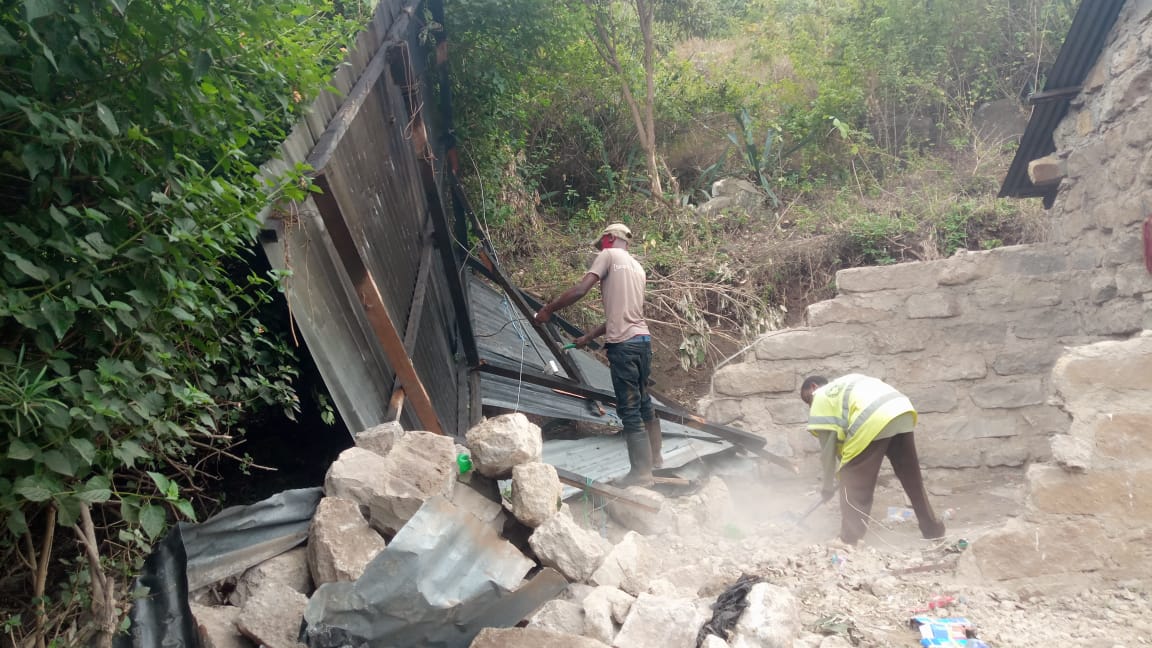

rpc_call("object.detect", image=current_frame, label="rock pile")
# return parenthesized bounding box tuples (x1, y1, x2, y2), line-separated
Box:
(188, 413, 738, 648)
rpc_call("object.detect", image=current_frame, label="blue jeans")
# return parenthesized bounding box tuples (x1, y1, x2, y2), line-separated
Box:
(605, 338, 654, 438)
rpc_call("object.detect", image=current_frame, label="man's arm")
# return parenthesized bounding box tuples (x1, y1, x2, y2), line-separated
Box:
(534, 273, 599, 323)
(573, 322, 607, 347)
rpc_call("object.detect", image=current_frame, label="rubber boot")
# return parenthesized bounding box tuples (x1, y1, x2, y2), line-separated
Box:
(645, 418, 663, 469)
(618, 431, 654, 487)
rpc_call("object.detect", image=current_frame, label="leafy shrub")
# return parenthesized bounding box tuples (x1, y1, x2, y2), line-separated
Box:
(0, 0, 365, 641)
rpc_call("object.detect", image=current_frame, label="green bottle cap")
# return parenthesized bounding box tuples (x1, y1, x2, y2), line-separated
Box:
(457, 453, 473, 475)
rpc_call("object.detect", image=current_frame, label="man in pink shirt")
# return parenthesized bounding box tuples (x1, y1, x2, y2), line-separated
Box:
(534, 223, 661, 485)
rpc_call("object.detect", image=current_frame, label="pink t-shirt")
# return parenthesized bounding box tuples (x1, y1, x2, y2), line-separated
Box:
(587, 248, 650, 343)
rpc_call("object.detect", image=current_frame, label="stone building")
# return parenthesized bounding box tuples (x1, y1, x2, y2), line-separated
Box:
(703, 0, 1152, 583)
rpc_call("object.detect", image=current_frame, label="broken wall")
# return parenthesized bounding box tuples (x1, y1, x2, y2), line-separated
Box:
(703, 0, 1152, 470)
(969, 334, 1152, 584)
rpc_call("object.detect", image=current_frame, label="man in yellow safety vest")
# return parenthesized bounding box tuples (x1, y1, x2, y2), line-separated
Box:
(800, 374, 946, 545)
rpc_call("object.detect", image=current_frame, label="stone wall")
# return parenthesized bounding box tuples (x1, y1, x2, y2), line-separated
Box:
(969, 334, 1152, 584)
(702, 0, 1152, 469)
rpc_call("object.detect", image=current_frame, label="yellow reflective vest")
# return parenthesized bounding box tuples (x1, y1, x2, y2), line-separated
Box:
(807, 374, 916, 465)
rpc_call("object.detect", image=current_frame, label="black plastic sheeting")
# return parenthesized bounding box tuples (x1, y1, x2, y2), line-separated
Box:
(695, 573, 765, 647)
(114, 488, 323, 648)
(112, 525, 197, 648)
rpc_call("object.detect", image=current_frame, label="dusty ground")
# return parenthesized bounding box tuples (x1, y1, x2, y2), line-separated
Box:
(569, 456, 1152, 647)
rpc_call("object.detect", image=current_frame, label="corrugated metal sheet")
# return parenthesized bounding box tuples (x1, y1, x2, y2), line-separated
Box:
(999, 0, 1126, 202)
(470, 276, 732, 486)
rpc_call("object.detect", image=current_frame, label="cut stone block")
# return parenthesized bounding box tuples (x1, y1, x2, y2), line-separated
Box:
(606, 487, 675, 535)
(190, 603, 251, 648)
(236, 582, 307, 648)
(230, 547, 311, 608)
(754, 331, 855, 361)
(591, 532, 654, 596)
(729, 583, 800, 648)
(529, 511, 612, 582)
(510, 462, 562, 528)
(613, 594, 704, 648)
(527, 599, 585, 636)
(466, 413, 544, 479)
(308, 497, 387, 585)
(353, 421, 405, 457)
(713, 363, 795, 397)
(324, 432, 457, 536)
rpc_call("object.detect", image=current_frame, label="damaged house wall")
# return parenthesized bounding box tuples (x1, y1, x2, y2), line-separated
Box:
(702, 0, 1152, 472)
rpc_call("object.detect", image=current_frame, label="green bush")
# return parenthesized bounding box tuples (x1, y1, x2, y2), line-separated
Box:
(0, 0, 365, 640)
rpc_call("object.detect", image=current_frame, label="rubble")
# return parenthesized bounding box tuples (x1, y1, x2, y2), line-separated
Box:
(323, 430, 456, 536)
(529, 509, 612, 582)
(581, 586, 634, 644)
(612, 593, 706, 648)
(190, 603, 249, 648)
(527, 598, 586, 635)
(728, 583, 800, 648)
(510, 461, 563, 527)
(591, 532, 654, 596)
(470, 627, 609, 648)
(230, 547, 311, 607)
(307, 497, 387, 584)
(465, 413, 543, 478)
(236, 582, 308, 648)
(352, 421, 404, 456)
(606, 487, 675, 535)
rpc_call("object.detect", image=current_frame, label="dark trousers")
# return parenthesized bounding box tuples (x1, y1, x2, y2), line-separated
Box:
(838, 431, 945, 545)
(605, 340, 654, 438)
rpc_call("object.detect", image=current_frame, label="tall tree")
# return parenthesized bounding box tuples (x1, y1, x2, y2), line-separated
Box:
(580, 0, 665, 199)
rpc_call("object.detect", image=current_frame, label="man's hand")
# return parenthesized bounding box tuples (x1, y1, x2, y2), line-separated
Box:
(533, 307, 552, 324)
(572, 334, 592, 349)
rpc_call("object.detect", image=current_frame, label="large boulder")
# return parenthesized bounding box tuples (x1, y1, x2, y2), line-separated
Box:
(510, 462, 562, 527)
(230, 547, 311, 607)
(465, 414, 543, 478)
(729, 583, 801, 648)
(307, 497, 387, 585)
(190, 603, 250, 648)
(236, 582, 308, 648)
(323, 430, 457, 535)
(529, 511, 612, 582)
(470, 627, 608, 648)
(613, 594, 705, 648)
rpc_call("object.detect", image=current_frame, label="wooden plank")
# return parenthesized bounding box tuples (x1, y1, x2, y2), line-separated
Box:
(386, 386, 405, 422)
(555, 468, 661, 512)
(312, 173, 445, 435)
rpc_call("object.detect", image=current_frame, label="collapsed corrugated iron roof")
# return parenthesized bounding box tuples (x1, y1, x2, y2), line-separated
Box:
(469, 275, 733, 487)
(999, 0, 1126, 206)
